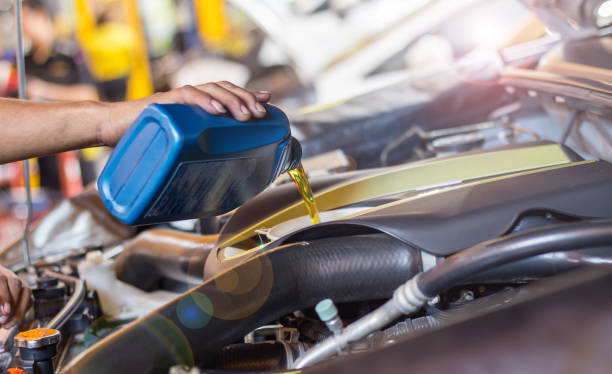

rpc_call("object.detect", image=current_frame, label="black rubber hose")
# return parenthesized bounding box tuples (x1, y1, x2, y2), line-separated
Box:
(114, 230, 216, 292)
(461, 251, 584, 284)
(292, 221, 612, 369)
(418, 219, 612, 297)
(115, 246, 209, 292)
(214, 342, 291, 371)
(61, 234, 421, 374)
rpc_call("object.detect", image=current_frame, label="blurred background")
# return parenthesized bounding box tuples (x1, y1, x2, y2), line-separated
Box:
(0, 0, 607, 246)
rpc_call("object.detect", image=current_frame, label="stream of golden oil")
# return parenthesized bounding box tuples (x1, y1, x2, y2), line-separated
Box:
(287, 164, 321, 225)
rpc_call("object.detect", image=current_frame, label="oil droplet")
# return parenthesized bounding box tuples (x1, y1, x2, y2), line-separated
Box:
(288, 164, 320, 225)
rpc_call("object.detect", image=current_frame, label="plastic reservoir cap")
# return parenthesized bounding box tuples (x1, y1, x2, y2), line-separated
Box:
(8, 369, 27, 374)
(315, 299, 338, 322)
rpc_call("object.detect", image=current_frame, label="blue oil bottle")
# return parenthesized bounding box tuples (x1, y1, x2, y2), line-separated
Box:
(98, 103, 301, 225)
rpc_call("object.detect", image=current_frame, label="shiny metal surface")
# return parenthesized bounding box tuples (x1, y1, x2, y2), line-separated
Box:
(43, 271, 86, 331)
(294, 276, 430, 369)
(0, 188, 133, 268)
(303, 269, 612, 374)
(14, 329, 60, 349)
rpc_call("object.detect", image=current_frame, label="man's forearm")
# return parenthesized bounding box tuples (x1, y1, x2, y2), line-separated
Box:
(0, 82, 272, 164)
(0, 99, 112, 163)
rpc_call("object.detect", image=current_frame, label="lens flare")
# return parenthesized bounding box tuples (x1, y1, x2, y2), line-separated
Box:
(140, 313, 195, 368)
(176, 292, 214, 329)
(208, 255, 274, 320)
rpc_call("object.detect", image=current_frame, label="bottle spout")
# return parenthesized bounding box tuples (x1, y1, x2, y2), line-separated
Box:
(286, 137, 302, 171)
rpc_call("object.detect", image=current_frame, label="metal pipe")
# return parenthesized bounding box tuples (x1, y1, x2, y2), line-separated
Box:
(418, 220, 612, 296)
(15, 0, 26, 99)
(293, 276, 430, 369)
(294, 219, 612, 368)
(14, 0, 33, 268)
(42, 271, 86, 330)
(54, 333, 74, 374)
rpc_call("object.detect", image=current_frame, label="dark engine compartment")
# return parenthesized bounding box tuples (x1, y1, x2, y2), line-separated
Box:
(3, 6, 612, 373)
(60, 156, 612, 374)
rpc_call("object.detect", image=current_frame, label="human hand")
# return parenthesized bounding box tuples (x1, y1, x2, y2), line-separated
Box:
(0, 266, 32, 329)
(99, 82, 272, 147)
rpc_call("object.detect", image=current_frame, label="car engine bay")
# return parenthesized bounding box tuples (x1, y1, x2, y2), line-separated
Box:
(0, 1, 612, 373)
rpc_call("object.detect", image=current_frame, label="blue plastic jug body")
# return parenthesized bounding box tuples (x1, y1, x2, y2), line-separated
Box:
(97, 103, 301, 225)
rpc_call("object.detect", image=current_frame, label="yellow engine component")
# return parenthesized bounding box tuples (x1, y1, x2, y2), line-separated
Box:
(221, 144, 575, 248)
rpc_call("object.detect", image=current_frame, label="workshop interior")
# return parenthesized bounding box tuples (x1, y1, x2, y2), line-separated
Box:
(0, 0, 611, 372)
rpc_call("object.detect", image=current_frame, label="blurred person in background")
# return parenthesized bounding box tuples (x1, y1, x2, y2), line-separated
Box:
(23, 0, 132, 102)
(22, 0, 100, 194)
(22, 0, 99, 101)
(22, 0, 134, 189)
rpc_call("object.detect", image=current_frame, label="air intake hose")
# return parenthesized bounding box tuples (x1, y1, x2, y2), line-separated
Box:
(114, 229, 216, 292)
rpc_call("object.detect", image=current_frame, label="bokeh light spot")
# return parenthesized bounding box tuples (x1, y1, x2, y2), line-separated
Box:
(176, 292, 213, 329)
(214, 269, 240, 293)
(214, 256, 263, 295)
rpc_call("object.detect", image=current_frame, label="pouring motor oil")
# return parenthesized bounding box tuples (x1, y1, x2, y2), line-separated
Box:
(98, 103, 320, 226)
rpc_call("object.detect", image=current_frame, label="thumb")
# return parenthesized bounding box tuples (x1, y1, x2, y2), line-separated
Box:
(0, 277, 11, 315)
